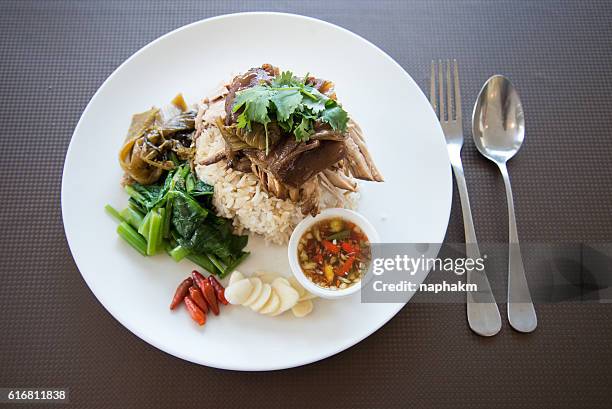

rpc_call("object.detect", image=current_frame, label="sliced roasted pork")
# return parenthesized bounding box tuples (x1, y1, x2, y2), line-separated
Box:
(244, 137, 346, 188)
(299, 178, 321, 216)
(344, 120, 384, 182)
(322, 168, 358, 192)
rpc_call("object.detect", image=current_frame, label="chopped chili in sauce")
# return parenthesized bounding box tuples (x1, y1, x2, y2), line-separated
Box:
(297, 217, 371, 290)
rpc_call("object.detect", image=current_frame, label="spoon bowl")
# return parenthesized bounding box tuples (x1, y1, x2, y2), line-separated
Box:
(472, 75, 525, 163)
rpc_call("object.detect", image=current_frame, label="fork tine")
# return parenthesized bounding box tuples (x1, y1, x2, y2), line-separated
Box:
(446, 59, 453, 120)
(430, 61, 437, 116)
(453, 59, 462, 121)
(438, 60, 445, 121)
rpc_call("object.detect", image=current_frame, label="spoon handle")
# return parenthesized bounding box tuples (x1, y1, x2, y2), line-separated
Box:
(449, 152, 501, 337)
(498, 162, 537, 333)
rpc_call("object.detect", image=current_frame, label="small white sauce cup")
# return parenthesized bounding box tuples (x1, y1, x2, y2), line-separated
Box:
(288, 208, 380, 299)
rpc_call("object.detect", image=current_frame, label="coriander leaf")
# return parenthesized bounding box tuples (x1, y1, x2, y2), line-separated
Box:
(321, 106, 349, 132)
(271, 88, 302, 121)
(294, 116, 314, 142)
(229, 71, 350, 145)
(271, 71, 298, 87)
(301, 95, 326, 113)
(278, 115, 293, 132)
(302, 85, 328, 100)
(282, 118, 292, 131)
(236, 112, 249, 130)
(232, 86, 272, 128)
(300, 86, 328, 113)
(298, 108, 318, 120)
(247, 102, 270, 126)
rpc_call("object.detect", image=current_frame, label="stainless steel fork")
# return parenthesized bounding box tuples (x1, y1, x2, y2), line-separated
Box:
(430, 60, 501, 336)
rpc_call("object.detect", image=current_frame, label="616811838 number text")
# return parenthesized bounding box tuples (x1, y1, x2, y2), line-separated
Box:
(0, 388, 69, 403)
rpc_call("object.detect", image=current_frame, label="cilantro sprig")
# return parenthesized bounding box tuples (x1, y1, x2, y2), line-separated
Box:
(231, 71, 348, 153)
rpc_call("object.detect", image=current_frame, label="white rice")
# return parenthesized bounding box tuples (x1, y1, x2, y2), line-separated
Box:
(195, 123, 358, 245)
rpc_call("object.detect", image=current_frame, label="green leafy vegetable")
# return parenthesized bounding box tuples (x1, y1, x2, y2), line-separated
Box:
(179, 213, 248, 265)
(232, 71, 349, 151)
(186, 173, 214, 203)
(125, 183, 167, 212)
(171, 191, 209, 239)
(107, 164, 248, 276)
(186, 253, 221, 276)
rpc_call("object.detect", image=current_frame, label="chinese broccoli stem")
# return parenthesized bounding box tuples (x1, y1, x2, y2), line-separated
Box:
(169, 244, 190, 262)
(120, 207, 144, 230)
(146, 210, 163, 256)
(117, 222, 147, 256)
(105, 204, 125, 224)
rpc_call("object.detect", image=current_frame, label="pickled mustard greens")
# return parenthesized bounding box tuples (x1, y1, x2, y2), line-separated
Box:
(119, 94, 197, 185)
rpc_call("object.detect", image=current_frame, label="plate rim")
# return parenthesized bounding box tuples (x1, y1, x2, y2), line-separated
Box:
(61, 11, 452, 371)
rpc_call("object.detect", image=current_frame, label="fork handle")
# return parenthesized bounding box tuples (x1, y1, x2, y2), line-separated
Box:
(498, 162, 537, 333)
(450, 159, 477, 245)
(449, 151, 501, 336)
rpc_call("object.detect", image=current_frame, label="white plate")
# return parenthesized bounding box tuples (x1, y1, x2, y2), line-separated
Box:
(62, 12, 452, 371)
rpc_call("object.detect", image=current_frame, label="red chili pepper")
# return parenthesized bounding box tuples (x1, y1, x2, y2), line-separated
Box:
(170, 277, 193, 310)
(340, 241, 360, 254)
(208, 276, 228, 305)
(191, 270, 207, 288)
(192, 270, 219, 315)
(188, 286, 208, 313)
(336, 255, 356, 276)
(184, 296, 206, 326)
(201, 279, 219, 315)
(321, 240, 339, 254)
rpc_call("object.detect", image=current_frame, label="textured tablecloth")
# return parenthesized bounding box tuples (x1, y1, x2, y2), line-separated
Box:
(1, 1, 611, 408)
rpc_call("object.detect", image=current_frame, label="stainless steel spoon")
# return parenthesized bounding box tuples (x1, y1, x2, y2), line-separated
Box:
(472, 75, 537, 333)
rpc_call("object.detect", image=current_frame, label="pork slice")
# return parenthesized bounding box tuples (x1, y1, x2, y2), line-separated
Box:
(244, 138, 346, 188)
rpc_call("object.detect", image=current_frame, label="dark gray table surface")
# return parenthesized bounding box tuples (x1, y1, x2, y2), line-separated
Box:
(1, 1, 611, 408)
